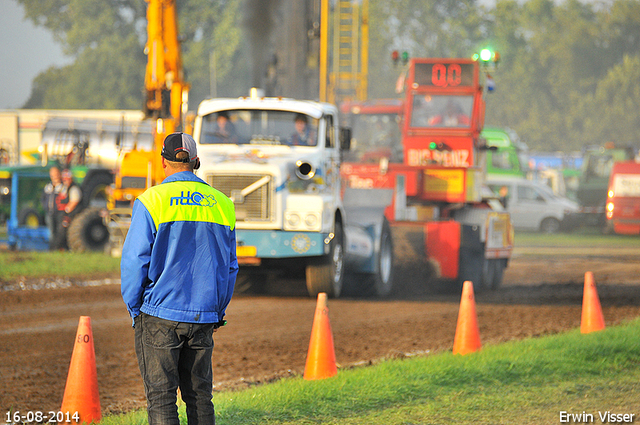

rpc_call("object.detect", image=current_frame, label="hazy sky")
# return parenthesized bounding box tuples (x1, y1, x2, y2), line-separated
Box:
(1, 0, 494, 111)
(1, 0, 599, 111)
(0, 0, 68, 109)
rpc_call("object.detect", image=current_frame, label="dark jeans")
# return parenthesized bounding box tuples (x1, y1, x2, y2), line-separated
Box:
(135, 313, 216, 425)
(49, 211, 67, 250)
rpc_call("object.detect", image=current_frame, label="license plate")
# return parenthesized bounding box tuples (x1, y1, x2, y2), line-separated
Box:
(236, 246, 257, 257)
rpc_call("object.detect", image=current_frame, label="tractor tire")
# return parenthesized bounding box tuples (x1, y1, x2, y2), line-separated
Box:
(81, 172, 113, 208)
(67, 207, 109, 253)
(306, 221, 345, 298)
(18, 207, 43, 228)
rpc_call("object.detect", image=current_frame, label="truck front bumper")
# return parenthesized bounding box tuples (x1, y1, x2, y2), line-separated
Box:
(236, 229, 329, 262)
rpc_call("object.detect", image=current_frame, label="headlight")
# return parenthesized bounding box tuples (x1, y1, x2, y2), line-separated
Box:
(0, 186, 9, 196)
(285, 212, 301, 227)
(284, 211, 321, 231)
(304, 213, 319, 228)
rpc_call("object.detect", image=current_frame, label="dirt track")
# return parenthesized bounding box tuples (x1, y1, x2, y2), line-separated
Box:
(1, 245, 640, 415)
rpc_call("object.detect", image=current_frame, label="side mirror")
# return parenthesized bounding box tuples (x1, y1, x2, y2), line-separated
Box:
(340, 127, 351, 151)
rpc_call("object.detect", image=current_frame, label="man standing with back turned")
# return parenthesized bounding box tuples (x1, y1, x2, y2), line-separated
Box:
(121, 132, 238, 425)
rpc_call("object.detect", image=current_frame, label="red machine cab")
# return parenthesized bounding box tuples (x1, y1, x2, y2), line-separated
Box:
(606, 160, 640, 235)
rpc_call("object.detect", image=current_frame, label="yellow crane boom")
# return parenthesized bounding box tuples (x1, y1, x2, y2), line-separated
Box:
(107, 0, 190, 256)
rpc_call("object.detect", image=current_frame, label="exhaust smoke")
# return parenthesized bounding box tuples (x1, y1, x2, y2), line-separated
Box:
(243, 0, 282, 89)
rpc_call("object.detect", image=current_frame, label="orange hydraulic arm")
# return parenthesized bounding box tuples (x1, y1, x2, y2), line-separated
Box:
(143, 0, 190, 184)
(144, 0, 189, 125)
(109, 0, 189, 209)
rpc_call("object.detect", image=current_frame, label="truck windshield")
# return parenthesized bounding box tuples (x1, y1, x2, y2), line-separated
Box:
(409, 95, 473, 128)
(200, 110, 318, 146)
(345, 113, 403, 163)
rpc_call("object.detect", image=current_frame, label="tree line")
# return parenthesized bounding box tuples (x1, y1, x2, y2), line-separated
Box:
(18, 0, 640, 152)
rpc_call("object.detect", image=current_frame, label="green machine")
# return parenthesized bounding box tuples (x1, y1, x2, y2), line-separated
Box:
(577, 144, 636, 228)
(482, 127, 529, 178)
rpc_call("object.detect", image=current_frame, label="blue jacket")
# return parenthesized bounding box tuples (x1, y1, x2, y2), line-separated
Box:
(121, 171, 238, 325)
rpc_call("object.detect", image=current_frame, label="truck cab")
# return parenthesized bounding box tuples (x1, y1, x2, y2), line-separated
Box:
(193, 94, 393, 298)
(606, 160, 640, 235)
(340, 58, 514, 292)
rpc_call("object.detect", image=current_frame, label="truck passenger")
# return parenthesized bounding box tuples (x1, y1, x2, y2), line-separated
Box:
(289, 114, 316, 146)
(428, 99, 470, 127)
(210, 111, 238, 144)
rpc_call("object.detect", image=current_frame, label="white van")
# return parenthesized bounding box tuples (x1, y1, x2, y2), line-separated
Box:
(486, 177, 581, 233)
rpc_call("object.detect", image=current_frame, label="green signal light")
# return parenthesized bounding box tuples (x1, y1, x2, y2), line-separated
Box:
(480, 48, 492, 61)
(429, 142, 438, 150)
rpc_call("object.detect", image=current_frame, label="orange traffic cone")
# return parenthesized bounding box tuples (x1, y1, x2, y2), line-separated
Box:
(581, 271, 605, 334)
(452, 281, 482, 355)
(61, 316, 101, 423)
(303, 293, 338, 380)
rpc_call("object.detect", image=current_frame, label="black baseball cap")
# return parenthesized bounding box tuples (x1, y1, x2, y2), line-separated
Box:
(161, 133, 198, 163)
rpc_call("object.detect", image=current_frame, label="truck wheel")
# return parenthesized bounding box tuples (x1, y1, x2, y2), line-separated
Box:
(482, 258, 505, 290)
(458, 250, 484, 293)
(481, 258, 495, 291)
(372, 218, 394, 297)
(67, 207, 109, 252)
(18, 207, 42, 228)
(457, 226, 484, 293)
(306, 221, 344, 298)
(491, 259, 506, 290)
(234, 269, 267, 294)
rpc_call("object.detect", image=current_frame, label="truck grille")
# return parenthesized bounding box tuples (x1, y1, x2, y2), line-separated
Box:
(206, 174, 273, 222)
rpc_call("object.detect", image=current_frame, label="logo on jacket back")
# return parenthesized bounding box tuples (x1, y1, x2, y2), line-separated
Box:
(170, 191, 217, 207)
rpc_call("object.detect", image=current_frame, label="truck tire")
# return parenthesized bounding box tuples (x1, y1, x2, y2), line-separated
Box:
(234, 269, 267, 294)
(67, 207, 109, 252)
(371, 218, 394, 297)
(458, 251, 484, 292)
(344, 218, 395, 298)
(481, 258, 505, 290)
(491, 259, 507, 290)
(306, 221, 344, 298)
(481, 258, 494, 291)
(18, 207, 43, 228)
(457, 225, 484, 293)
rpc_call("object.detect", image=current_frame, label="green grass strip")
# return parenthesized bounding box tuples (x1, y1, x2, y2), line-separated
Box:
(514, 229, 640, 248)
(0, 251, 121, 280)
(101, 318, 640, 425)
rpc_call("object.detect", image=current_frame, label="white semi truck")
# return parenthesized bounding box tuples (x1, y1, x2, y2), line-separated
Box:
(193, 94, 394, 298)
